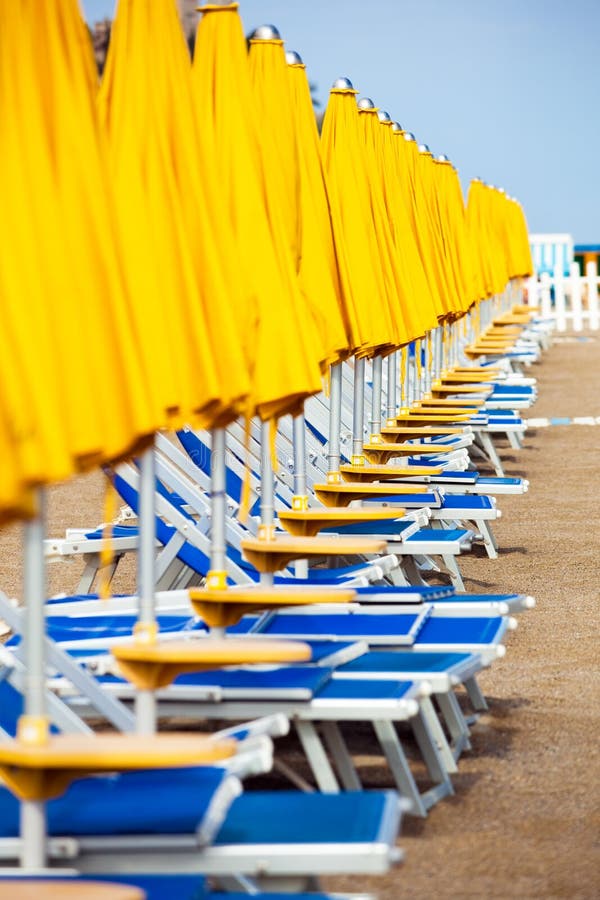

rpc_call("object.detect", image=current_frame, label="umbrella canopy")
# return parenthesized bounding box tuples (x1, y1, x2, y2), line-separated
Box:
(376, 115, 438, 339)
(320, 83, 396, 356)
(354, 102, 410, 349)
(467, 181, 512, 298)
(416, 145, 462, 320)
(286, 52, 353, 367)
(192, 3, 322, 421)
(0, 0, 157, 518)
(393, 130, 447, 324)
(433, 156, 475, 315)
(247, 33, 350, 371)
(99, 0, 251, 431)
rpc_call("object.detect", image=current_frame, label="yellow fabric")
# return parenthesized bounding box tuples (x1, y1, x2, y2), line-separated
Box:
(412, 145, 456, 321)
(286, 61, 353, 367)
(465, 181, 534, 301)
(321, 89, 395, 356)
(0, 0, 152, 510)
(354, 107, 408, 349)
(377, 120, 438, 338)
(424, 155, 463, 318)
(192, 4, 322, 422)
(247, 40, 345, 372)
(395, 134, 445, 323)
(99, 0, 250, 431)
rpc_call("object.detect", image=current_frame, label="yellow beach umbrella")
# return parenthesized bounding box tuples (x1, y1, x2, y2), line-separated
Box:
(286, 50, 352, 367)
(508, 198, 534, 278)
(467, 181, 507, 298)
(466, 180, 491, 300)
(433, 156, 474, 315)
(191, 4, 322, 421)
(376, 113, 438, 338)
(353, 102, 409, 348)
(0, 0, 154, 498)
(247, 32, 349, 372)
(394, 130, 446, 323)
(417, 145, 461, 320)
(320, 81, 397, 356)
(406, 137, 455, 322)
(100, 0, 251, 432)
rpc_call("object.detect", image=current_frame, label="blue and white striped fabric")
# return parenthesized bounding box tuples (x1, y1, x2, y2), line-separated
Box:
(529, 233, 573, 276)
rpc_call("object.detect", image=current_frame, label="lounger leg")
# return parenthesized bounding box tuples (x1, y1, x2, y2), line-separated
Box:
(441, 554, 465, 591)
(464, 675, 488, 712)
(319, 722, 362, 791)
(78, 554, 101, 593)
(272, 758, 316, 793)
(410, 707, 454, 809)
(477, 519, 499, 559)
(435, 691, 472, 758)
(154, 533, 185, 584)
(401, 556, 429, 587)
(478, 432, 505, 477)
(507, 430, 521, 450)
(388, 564, 411, 586)
(372, 719, 427, 817)
(418, 696, 457, 774)
(294, 721, 340, 793)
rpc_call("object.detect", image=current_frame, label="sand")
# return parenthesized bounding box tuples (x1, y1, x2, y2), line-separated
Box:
(0, 332, 598, 898)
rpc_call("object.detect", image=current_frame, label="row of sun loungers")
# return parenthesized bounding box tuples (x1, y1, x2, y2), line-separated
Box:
(0, 303, 551, 898)
(1, 2, 545, 896)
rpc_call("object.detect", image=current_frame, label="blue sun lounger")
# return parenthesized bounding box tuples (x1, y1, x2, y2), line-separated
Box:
(0, 677, 406, 887)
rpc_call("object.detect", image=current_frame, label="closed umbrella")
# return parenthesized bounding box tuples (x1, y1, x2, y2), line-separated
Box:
(376, 112, 438, 340)
(286, 51, 352, 368)
(0, 0, 150, 492)
(192, 3, 322, 422)
(99, 0, 251, 432)
(321, 81, 395, 357)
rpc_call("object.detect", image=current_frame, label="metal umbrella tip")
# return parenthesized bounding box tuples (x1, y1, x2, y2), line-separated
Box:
(403, 131, 416, 142)
(285, 50, 303, 65)
(250, 24, 281, 41)
(391, 121, 404, 132)
(357, 97, 376, 110)
(331, 76, 355, 90)
(418, 143, 431, 154)
(378, 109, 392, 123)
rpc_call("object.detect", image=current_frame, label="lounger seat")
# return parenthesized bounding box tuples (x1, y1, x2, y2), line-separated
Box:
(0, 766, 238, 841)
(335, 649, 479, 684)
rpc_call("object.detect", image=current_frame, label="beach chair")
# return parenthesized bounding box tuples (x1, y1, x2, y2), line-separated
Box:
(3, 587, 516, 816)
(0, 657, 406, 889)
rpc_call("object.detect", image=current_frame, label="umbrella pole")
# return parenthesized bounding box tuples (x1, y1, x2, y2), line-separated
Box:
(369, 354, 383, 439)
(406, 341, 417, 407)
(292, 411, 309, 577)
(135, 444, 157, 734)
(402, 345, 409, 408)
(259, 420, 275, 586)
(208, 427, 228, 635)
(435, 326, 443, 379)
(424, 333, 432, 394)
(386, 351, 397, 423)
(19, 488, 48, 869)
(327, 362, 343, 481)
(352, 357, 366, 464)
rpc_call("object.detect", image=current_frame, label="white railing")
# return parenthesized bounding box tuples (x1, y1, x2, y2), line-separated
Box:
(526, 261, 600, 331)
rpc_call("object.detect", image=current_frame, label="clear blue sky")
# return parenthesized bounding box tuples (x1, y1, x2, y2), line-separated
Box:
(82, 0, 599, 243)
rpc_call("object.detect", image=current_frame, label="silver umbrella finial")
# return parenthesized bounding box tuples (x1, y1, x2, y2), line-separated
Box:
(250, 24, 281, 41)
(285, 50, 303, 65)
